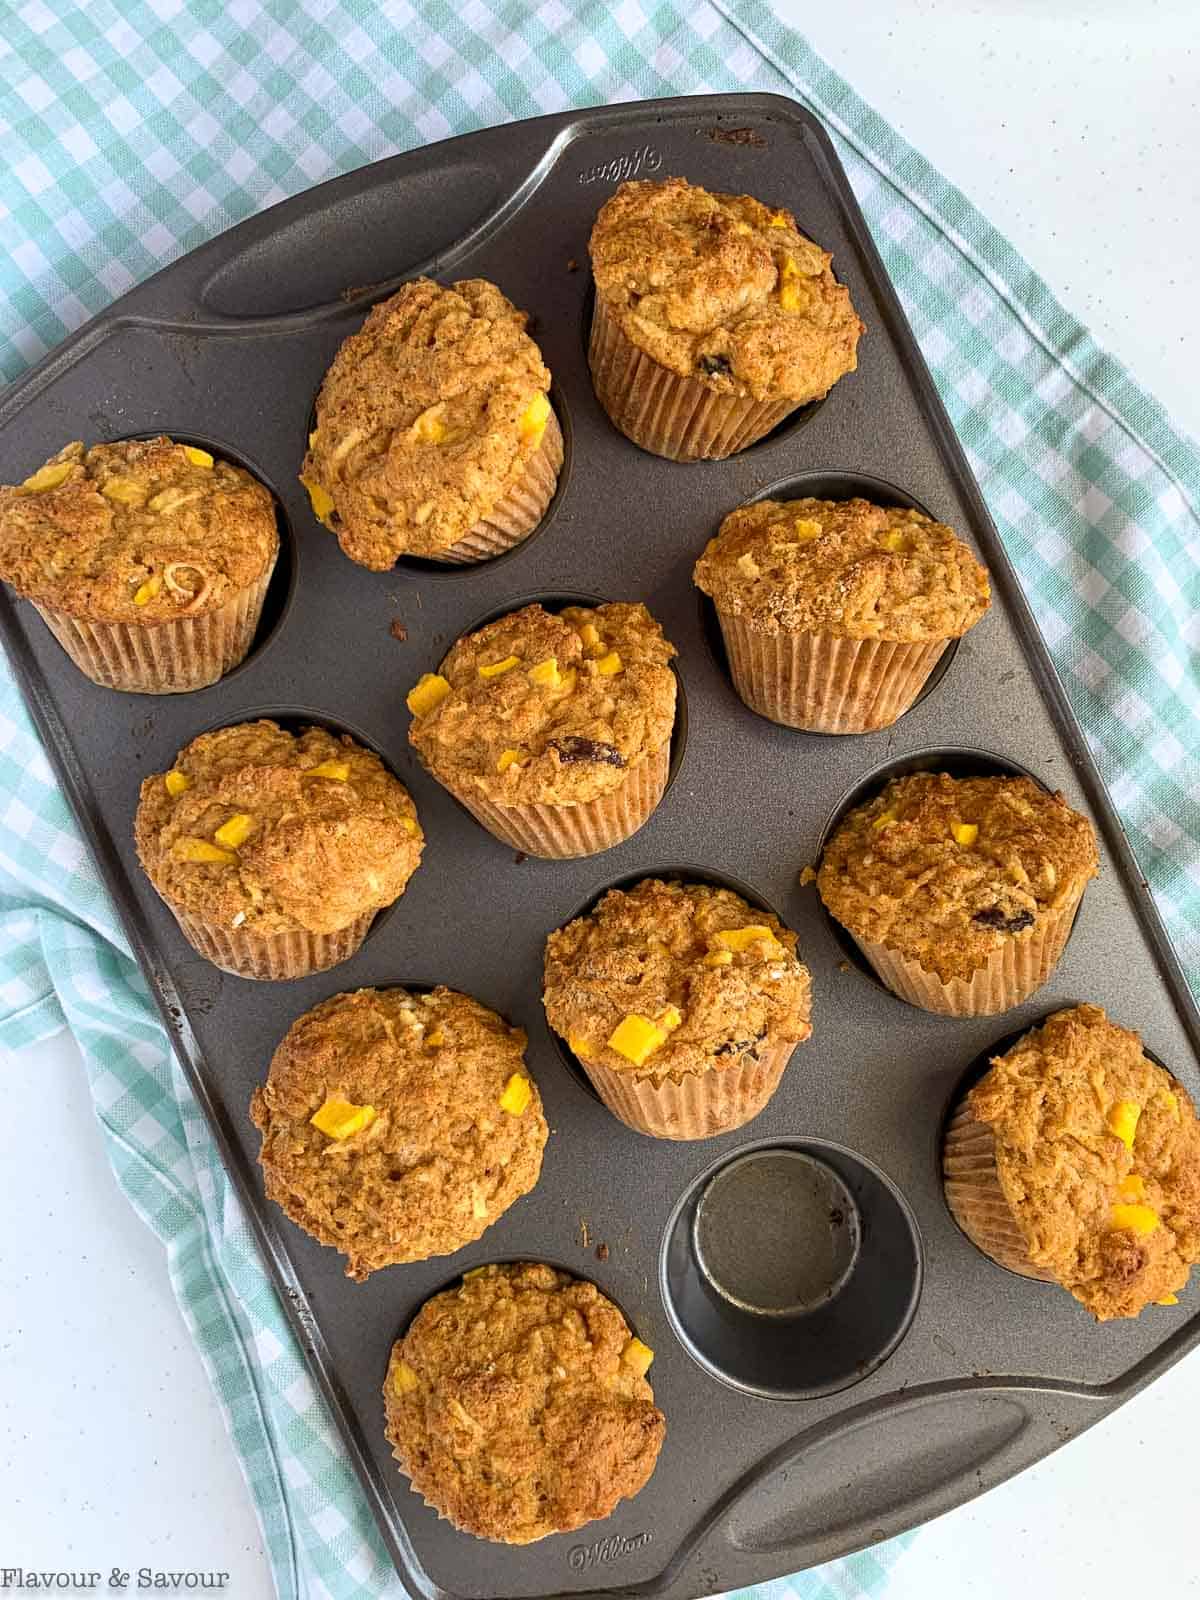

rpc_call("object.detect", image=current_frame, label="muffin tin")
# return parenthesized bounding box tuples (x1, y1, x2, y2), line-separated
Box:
(1, 92, 1198, 1598)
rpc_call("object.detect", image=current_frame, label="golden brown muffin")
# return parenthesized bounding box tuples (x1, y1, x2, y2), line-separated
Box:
(0, 437, 278, 692)
(250, 987, 546, 1279)
(943, 1005, 1200, 1320)
(587, 177, 863, 459)
(384, 1262, 664, 1542)
(135, 720, 423, 980)
(817, 772, 1098, 1015)
(407, 602, 677, 858)
(543, 879, 812, 1138)
(302, 277, 561, 568)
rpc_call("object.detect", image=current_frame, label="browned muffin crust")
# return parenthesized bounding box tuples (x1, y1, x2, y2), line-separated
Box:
(0, 437, 278, 622)
(543, 878, 812, 1083)
(407, 602, 677, 805)
(968, 1005, 1200, 1319)
(589, 177, 863, 404)
(135, 720, 423, 937)
(302, 278, 556, 568)
(384, 1262, 665, 1542)
(817, 773, 1098, 983)
(694, 497, 991, 641)
(250, 988, 546, 1279)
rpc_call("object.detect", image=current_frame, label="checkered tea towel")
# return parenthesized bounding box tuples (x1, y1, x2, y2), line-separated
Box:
(2, 4, 1199, 1599)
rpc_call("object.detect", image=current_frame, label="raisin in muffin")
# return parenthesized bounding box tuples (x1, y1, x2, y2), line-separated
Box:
(135, 720, 423, 979)
(0, 437, 278, 692)
(943, 1005, 1200, 1319)
(694, 496, 990, 732)
(385, 1262, 664, 1542)
(251, 987, 546, 1279)
(543, 878, 812, 1138)
(588, 177, 863, 460)
(302, 277, 561, 567)
(816, 771, 1098, 1015)
(407, 601, 677, 859)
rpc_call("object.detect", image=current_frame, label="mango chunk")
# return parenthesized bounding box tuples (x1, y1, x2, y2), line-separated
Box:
(555, 667, 578, 698)
(479, 654, 520, 679)
(578, 622, 602, 653)
(213, 812, 255, 849)
(595, 650, 623, 676)
(608, 1013, 668, 1067)
(407, 673, 451, 717)
(879, 529, 912, 553)
(400, 816, 420, 836)
(1116, 1173, 1146, 1202)
(793, 517, 823, 542)
(425, 1029, 445, 1048)
(769, 211, 790, 228)
(301, 477, 335, 525)
(1160, 1088, 1181, 1122)
(716, 925, 779, 954)
(392, 1360, 420, 1395)
(102, 476, 146, 505)
(305, 760, 350, 781)
(499, 1073, 533, 1115)
(21, 460, 73, 493)
(183, 446, 214, 468)
(528, 657, 561, 688)
(622, 1337, 654, 1377)
(310, 1096, 376, 1140)
(520, 392, 551, 444)
(951, 822, 979, 847)
(704, 949, 734, 967)
(1110, 1202, 1159, 1237)
(164, 769, 191, 798)
(658, 1005, 683, 1032)
(173, 837, 237, 865)
(568, 1032, 594, 1061)
(1158, 1294, 1180, 1307)
(133, 574, 162, 606)
(496, 748, 526, 773)
(1107, 1100, 1142, 1151)
(873, 810, 898, 829)
(778, 256, 804, 312)
(411, 405, 448, 444)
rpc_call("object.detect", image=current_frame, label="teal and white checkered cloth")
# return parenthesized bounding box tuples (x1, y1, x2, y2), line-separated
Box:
(3, 4, 1199, 1598)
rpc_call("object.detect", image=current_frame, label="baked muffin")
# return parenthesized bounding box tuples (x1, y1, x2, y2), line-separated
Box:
(384, 1262, 665, 1541)
(135, 720, 423, 980)
(407, 601, 677, 859)
(588, 177, 863, 460)
(543, 878, 812, 1139)
(694, 496, 990, 733)
(302, 277, 562, 567)
(816, 772, 1098, 1015)
(0, 437, 278, 693)
(943, 1005, 1200, 1320)
(250, 987, 546, 1279)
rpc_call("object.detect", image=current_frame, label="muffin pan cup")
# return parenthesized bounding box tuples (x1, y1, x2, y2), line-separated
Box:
(2, 93, 1199, 1600)
(435, 409, 564, 565)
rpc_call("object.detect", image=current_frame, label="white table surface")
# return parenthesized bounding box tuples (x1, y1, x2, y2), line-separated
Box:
(2, 3, 1198, 1596)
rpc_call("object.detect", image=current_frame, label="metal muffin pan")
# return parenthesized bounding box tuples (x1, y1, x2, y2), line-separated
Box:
(1, 93, 1197, 1600)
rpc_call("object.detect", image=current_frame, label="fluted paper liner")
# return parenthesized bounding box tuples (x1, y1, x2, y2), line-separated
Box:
(581, 1035, 796, 1141)
(35, 561, 275, 695)
(717, 607, 949, 734)
(170, 907, 374, 981)
(850, 882, 1086, 1017)
(444, 741, 670, 860)
(434, 410, 563, 565)
(588, 293, 796, 461)
(942, 1099, 1055, 1279)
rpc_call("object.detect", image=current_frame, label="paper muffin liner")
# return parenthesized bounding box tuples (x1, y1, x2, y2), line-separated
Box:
(588, 292, 796, 462)
(35, 561, 275, 695)
(850, 882, 1086, 1017)
(433, 410, 564, 565)
(942, 1098, 1055, 1280)
(443, 741, 670, 860)
(716, 607, 949, 734)
(581, 1035, 796, 1141)
(170, 906, 374, 981)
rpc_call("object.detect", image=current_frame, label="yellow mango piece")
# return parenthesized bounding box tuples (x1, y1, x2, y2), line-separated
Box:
(305, 760, 350, 781)
(704, 949, 734, 967)
(499, 1073, 533, 1115)
(608, 1013, 668, 1067)
(778, 256, 803, 311)
(302, 477, 335, 525)
(183, 446, 213, 468)
(21, 460, 73, 493)
(568, 1032, 593, 1061)
(425, 1029, 445, 1048)
(951, 822, 979, 847)
(528, 657, 561, 688)
(716, 925, 779, 954)
(1160, 1088, 1181, 1122)
(577, 622, 602, 652)
(172, 837, 237, 865)
(164, 769, 191, 798)
(1107, 1100, 1142, 1150)
(658, 1005, 683, 1032)
(496, 748, 526, 773)
(595, 650, 623, 676)
(769, 211, 790, 228)
(392, 1360, 419, 1395)
(793, 517, 823, 542)
(519, 391, 551, 443)
(879, 529, 912, 553)
(133, 574, 162, 606)
(478, 654, 520, 679)
(622, 1337, 654, 1377)
(308, 430, 318, 449)
(310, 1096, 376, 1140)
(555, 667, 577, 697)
(406, 673, 451, 716)
(1110, 1202, 1158, 1237)
(1158, 1294, 1180, 1307)
(873, 810, 898, 829)
(411, 405, 448, 444)
(1116, 1173, 1146, 1202)
(401, 816, 419, 835)
(213, 812, 255, 849)
(102, 476, 146, 505)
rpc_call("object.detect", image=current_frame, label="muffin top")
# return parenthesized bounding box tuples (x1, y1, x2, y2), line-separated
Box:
(0, 437, 278, 623)
(543, 879, 812, 1083)
(135, 720, 423, 938)
(966, 1005, 1200, 1320)
(589, 177, 863, 405)
(301, 277, 557, 568)
(384, 1262, 665, 1542)
(407, 602, 677, 805)
(817, 773, 1099, 983)
(250, 987, 546, 1279)
(694, 497, 991, 641)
